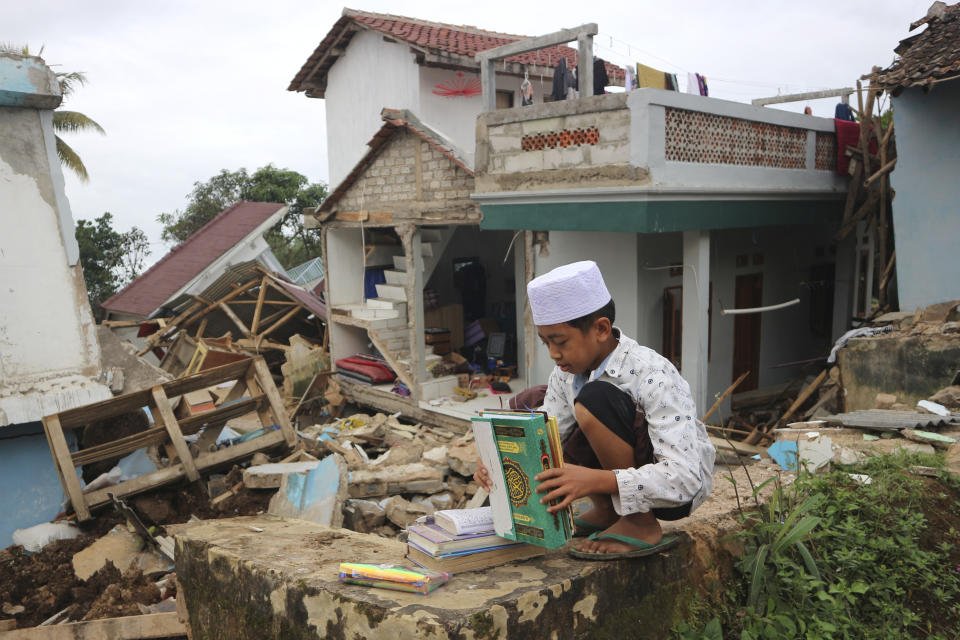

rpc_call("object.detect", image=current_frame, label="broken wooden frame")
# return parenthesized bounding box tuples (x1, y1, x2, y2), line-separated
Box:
(41, 357, 297, 521)
(137, 265, 326, 364)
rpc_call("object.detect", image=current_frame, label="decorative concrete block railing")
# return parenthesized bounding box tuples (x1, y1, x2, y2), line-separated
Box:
(475, 89, 847, 196)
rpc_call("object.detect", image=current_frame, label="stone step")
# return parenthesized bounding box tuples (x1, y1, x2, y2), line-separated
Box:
(420, 375, 458, 401)
(350, 306, 399, 321)
(375, 283, 406, 301)
(392, 255, 406, 272)
(383, 270, 407, 285)
(367, 316, 406, 330)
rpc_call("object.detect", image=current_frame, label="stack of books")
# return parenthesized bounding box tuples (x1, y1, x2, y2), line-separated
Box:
(405, 508, 544, 573)
(338, 562, 450, 594)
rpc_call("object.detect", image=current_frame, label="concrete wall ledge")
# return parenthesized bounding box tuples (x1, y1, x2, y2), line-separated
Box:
(479, 93, 628, 128)
(174, 515, 720, 639)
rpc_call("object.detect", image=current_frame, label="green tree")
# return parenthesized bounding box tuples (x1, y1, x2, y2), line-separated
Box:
(75, 213, 150, 320)
(0, 43, 105, 181)
(157, 164, 327, 268)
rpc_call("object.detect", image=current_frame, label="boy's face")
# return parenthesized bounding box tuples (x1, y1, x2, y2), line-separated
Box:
(536, 318, 613, 375)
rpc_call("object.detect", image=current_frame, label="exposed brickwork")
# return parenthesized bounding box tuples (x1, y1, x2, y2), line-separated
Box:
(336, 131, 473, 213)
(521, 127, 600, 151)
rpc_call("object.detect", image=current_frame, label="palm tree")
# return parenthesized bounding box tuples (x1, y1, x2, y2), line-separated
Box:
(0, 43, 104, 181)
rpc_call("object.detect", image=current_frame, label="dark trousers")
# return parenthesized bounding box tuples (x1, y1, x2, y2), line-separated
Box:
(563, 380, 692, 521)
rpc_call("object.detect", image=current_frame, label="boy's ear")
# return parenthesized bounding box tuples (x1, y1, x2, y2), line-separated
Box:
(593, 316, 612, 340)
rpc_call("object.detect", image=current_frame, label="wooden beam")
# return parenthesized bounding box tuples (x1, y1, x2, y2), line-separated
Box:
(258, 305, 303, 340)
(150, 387, 200, 482)
(863, 157, 897, 188)
(180, 278, 261, 330)
(475, 23, 598, 61)
(219, 302, 251, 337)
(701, 371, 750, 423)
(0, 612, 185, 640)
(252, 358, 298, 447)
(250, 275, 270, 334)
(41, 415, 90, 521)
(775, 369, 828, 428)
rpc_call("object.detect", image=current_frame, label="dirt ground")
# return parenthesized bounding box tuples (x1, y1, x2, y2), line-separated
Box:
(0, 466, 272, 629)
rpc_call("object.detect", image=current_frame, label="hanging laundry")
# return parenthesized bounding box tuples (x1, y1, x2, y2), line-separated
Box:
(593, 57, 610, 95)
(834, 101, 855, 121)
(636, 63, 666, 89)
(521, 71, 534, 106)
(686, 72, 699, 94)
(669, 73, 680, 92)
(624, 65, 634, 92)
(696, 73, 709, 96)
(551, 57, 569, 101)
(834, 119, 878, 175)
(664, 73, 679, 91)
(566, 64, 579, 100)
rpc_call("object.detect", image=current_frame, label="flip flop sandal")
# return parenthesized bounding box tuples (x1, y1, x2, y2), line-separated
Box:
(572, 517, 606, 537)
(568, 532, 680, 560)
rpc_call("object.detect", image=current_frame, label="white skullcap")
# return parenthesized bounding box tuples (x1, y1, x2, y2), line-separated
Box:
(527, 261, 611, 325)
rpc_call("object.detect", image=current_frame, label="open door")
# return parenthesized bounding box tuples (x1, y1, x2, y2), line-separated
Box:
(732, 273, 763, 391)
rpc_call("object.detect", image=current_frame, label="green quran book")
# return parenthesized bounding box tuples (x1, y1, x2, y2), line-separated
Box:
(471, 411, 572, 549)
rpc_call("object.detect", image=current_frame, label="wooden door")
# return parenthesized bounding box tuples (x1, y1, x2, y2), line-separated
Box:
(732, 273, 763, 391)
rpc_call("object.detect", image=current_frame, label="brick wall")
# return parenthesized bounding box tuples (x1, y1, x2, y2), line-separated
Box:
(336, 130, 474, 215)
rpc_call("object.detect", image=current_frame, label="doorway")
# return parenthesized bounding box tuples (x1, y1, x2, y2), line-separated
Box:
(732, 273, 763, 391)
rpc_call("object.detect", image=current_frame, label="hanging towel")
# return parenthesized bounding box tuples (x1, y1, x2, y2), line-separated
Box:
(700, 74, 709, 96)
(669, 73, 680, 92)
(624, 65, 634, 92)
(686, 72, 699, 94)
(551, 57, 568, 101)
(834, 119, 879, 176)
(593, 57, 609, 95)
(636, 63, 666, 89)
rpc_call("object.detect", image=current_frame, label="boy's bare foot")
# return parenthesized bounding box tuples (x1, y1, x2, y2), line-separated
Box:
(574, 512, 662, 554)
(573, 495, 618, 533)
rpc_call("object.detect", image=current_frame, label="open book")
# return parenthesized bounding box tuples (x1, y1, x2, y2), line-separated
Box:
(433, 507, 494, 536)
(471, 411, 572, 549)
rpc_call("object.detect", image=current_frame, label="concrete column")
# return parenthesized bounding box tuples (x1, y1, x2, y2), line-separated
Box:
(577, 34, 593, 97)
(681, 230, 710, 412)
(480, 58, 497, 113)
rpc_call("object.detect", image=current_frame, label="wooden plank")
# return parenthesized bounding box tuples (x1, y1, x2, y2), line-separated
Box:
(701, 371, 750, 423)
(180, 277, 261, 329)
(177, 395, 264, 433)
(250, 275, 270, 334)
(71, 427, 168, 466)
(41, 415, 91, 521)
(150, 387, 200, 482)
(862, 158, 897, 187)
(0, 611, 185, 639)
(162, 359, 253, 398)
(84, 430, 289, 509)
(776, 369, 828, 427)
(252, 358, 297, 447)
(219, 302, 251, 337)
(58, 389, 154, 430)
(219, 378, 250, 405)
(709, 435, 764, 457)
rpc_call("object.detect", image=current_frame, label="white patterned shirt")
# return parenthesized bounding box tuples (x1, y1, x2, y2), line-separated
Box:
(542, 330, 716, 515)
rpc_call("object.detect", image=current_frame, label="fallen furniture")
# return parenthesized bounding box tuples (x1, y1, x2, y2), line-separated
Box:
(42, 357, 297, 521)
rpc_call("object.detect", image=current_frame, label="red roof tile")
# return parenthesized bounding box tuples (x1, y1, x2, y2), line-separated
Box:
(101, 201, 286, 317)
(873, 2, 960, 92)
(289, 9, 624, 93)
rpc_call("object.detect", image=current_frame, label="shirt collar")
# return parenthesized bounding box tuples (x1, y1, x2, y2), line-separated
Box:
(582, 327, 627, 381)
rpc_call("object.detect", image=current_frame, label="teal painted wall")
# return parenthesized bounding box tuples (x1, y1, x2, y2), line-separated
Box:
(889, 81, 960, 310)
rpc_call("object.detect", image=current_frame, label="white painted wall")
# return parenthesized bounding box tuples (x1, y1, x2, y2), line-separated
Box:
(0, 107, 110, 426)
(325, 30, 421, 188)
(325, 28, 556, 187)
(530, 231, 638, 385)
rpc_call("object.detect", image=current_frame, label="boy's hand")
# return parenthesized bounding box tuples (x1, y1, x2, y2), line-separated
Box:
(534, 465, 616, 513)
(474, 460, 493, 491)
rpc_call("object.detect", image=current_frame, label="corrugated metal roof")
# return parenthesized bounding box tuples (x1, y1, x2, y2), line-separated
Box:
(825, 409, 960, 431)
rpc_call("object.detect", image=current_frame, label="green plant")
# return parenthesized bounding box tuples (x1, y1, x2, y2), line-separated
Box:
(674, 451, 960, 639)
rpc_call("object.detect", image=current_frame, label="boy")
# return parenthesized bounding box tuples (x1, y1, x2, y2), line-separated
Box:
(475, 261, 716, 559)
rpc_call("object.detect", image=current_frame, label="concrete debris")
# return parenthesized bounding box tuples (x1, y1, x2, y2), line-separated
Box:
(901, 428, 957, 451)
(422, 445, 449, 466)
(342, 499, 386, 533)
(874, 393, 898, 409)
(916, 399, 950, 417)
(348, 463, 445, 498)
(267, 454, 348, 527)
(797, 435, 833, 473)
(928, 385, 960, 409)
(946, 442, 960, 478)
(370, 441, 424, 467)
(2, 603, 25, 616)
(446, 436, 479, 477)
(71, 526, 170, 581)
(382, 495, 432, 529)
(243, 461, 323, 489)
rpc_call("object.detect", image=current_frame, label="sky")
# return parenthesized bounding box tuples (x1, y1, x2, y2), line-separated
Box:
(8, 0, 931, 266)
